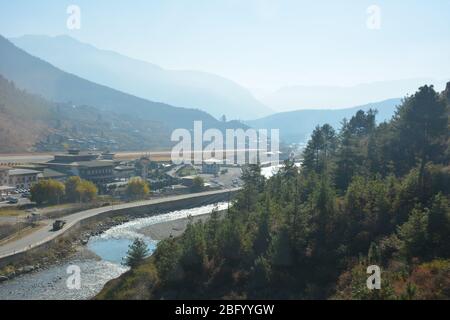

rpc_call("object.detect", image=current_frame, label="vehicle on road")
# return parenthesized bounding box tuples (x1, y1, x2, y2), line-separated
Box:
(52, 220, 66, 231)
(7, 197, 19, 204)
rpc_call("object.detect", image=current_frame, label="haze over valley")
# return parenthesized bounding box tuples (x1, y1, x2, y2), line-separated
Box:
(1, 34, 445, 153)
(0, 1, 449, 304)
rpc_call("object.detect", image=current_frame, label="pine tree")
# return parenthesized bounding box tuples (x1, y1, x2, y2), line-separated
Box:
(302, 124, 337, 174)
(427, 193, 450, 257)
(397, 208, 429, 260)
(123, 238, 149, 268)
(394, 85, 447, 177)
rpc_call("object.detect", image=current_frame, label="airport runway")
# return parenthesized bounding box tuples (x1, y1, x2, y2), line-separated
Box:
(0, 149, 261, 164)
(0, 151, 173, 164)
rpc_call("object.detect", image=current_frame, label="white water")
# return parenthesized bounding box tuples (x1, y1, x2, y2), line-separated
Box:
(261, 163, 302, 179)
(87, 202, 229, 264)
(0, 202, 228, 300)
(261, 165, 284, 178)
(0, 260, 128, 300)
(98, 202, 229, 241)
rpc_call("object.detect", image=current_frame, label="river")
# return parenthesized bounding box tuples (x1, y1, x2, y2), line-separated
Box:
(261, 162, 301, 178)
(0, 163, 290, 300)
(0, 202, 228, 300)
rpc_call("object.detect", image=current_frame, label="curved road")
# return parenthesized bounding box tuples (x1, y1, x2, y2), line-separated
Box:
(0, 189, 238, 260)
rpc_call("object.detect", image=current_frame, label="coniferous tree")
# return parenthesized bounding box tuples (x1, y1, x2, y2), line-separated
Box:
(123, 238, 149, 268)
(397, 208, 429, 260)
(393, 85, 447, 177)
(97, 83, 450, 300)
(302, 124, 337, 174)
(427, 193, 450, 257)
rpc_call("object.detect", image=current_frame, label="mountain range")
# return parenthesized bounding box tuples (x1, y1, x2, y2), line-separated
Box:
(10, 35, 272, 120)
(246, 98, 402, 143)
(0, 35, 249, 129)
(0, 34, 407, 152)
(0, 35, 250, 152)
(256, 79, 448, 112)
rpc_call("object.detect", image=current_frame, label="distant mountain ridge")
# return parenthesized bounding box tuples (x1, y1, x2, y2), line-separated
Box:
(0, 34, 235, 131)
(0, 35, 252, 152)
(10, 35, 272, 120)
(257, 79, 448, 112)
(246, 98, 402, 143)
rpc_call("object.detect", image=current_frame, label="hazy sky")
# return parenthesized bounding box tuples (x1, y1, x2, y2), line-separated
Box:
(1, 0, 450, 90)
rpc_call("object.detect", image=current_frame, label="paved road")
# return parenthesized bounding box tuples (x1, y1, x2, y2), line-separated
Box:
(0, 216, 22, 224)
(0, 198, 31, 209)
(0, 189, 238, 259)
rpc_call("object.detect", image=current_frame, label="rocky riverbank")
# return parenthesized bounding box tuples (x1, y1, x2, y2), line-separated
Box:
(0, 207, 224, 283)
(0, 215, 131, 282)
(139, 212, 224, 240)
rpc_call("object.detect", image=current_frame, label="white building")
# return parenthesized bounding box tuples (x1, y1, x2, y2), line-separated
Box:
(202, 158, 222, 175)
(7, 169, 40, 189)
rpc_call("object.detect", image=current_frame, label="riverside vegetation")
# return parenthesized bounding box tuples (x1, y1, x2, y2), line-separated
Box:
(97, 84, 450, 299)
(31, 176, 98, 206)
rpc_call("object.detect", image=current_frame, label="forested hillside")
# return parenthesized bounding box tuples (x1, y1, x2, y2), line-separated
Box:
(97, 83, 449, 300)
(0, 75, 173, 152)
(0, 75, 53, 152)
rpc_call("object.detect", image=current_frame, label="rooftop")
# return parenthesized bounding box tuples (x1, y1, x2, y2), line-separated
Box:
(15, 164, 47, 169)
(203, 158, 223, 164)
(41, 168, 68, 178)
(47, 160, 115, 168)
(114, 165, 135, 171)
(8, 169, 41, 176)
(48, 150, 101, 164)
(72, 160, 115, 168)
(55, 149, 98, 157)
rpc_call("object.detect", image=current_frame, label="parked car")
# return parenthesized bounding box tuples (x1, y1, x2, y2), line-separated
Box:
(7, 197, 18, 204)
